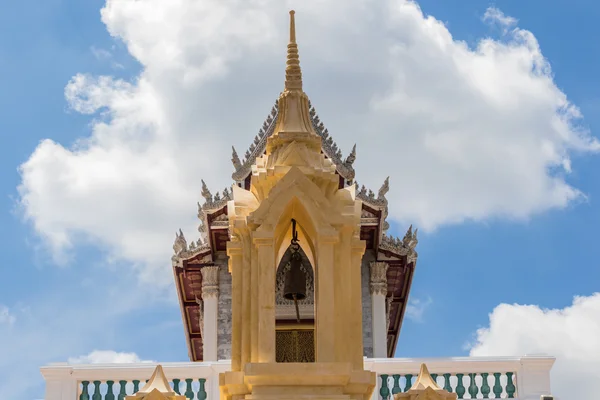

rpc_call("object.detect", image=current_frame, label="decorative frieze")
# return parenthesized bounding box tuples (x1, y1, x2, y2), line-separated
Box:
(195, 296, 204, 339)
(201, 266, 220, 299)
(386, 295, 394, 332)
(369, 261, 389, 296)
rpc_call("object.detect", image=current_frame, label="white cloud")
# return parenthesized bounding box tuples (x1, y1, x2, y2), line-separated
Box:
(483, 7, 518, 32)
(0, 306, 15, 326)
(469, 293, 600, 400)
(405, 296, 432, 322)
(17, 0, 600, 280)
(68, 350, 153, 364)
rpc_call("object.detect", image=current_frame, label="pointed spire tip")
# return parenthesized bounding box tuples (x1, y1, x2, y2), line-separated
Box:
(289, 10, 296, 44)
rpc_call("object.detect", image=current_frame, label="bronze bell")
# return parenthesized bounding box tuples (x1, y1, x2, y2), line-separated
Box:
(284, 251, 307, 302)
(283, 219, 306, 322)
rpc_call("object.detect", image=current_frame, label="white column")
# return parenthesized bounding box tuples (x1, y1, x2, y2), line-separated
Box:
(40, 365, 77, 400)
(201, 265, 220, 361)
(517, 355, 556, 400)
(370, 261, 389, 358)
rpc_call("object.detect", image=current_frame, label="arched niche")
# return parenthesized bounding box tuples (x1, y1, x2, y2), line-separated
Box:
(272, 197, 323, 271)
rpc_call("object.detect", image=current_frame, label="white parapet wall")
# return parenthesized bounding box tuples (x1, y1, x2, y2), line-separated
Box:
(40, 355, 555, 400)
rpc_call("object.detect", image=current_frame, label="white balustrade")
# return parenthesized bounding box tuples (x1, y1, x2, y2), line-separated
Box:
(40, 355, 555, 400)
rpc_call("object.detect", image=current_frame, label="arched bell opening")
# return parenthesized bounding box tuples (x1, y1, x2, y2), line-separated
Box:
(274, 232, 316, 363)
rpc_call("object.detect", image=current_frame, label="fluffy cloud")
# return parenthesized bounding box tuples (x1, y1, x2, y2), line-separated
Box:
(68, 350, 153, 364)
(469, 293, 600, 400)
(18, 0, 599, 279)
(404, 296, 433, 322)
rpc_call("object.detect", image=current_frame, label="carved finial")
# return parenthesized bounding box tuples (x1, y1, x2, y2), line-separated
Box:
(285, 10, 302, 91)
(173, 229, 188, 256)
(345, 144, 357, 165)
(223, 187, 231, 200)
(378, 176, 390, 199)
(133, 365, 177, 396)
(231, 146, 242, 170)
(201, 180, 212, 203)
(402, 225, 418, 250)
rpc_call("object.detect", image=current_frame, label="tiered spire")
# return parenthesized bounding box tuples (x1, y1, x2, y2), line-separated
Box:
(284, 10, 302, 91)
(268, 11, 321, 151)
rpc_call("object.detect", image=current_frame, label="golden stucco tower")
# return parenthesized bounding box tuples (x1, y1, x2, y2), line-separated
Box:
(218, 10, 377, 400)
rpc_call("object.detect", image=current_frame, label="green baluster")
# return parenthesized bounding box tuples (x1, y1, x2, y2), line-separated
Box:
(403, 374, 413, 392)
(468, 373, 478, 399)
(173, 379, 181, 395)
(80, 381, 90, 400)
(133, 380, 140, 394)
(106, 380, 115, 400)
(431, 374, 438, 386)
(391, 375, 401, 394)
(91, 381, 102, 400)
(197, 378, 207, 400)
(480, 373, 490, 398)
(443, 374, 452, 393)
(455, 374, 465, 399)
(185, 378, 195, 399)
(492, 373, 502, 398)
(117, 381, 127, 400)
(379, 375, 390, 400)
(506, 372, 516, 398)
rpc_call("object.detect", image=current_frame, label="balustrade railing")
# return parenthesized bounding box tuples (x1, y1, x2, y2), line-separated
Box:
(365, 356, 555, 400)
(41, 356, 554, 400)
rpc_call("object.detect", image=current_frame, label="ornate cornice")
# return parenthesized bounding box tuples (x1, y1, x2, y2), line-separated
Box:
(201, 265, 220, 298)
(379, 225, 419, 262)
(369, 261, 389, 296)
(171, 229, 212, 267)
(355, 177, 389, 208)
(200, 180, 232, 211)
(231, 99, 356, 182)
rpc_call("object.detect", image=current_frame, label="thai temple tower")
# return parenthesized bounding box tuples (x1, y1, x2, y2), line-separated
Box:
(171, 10, 419, 400)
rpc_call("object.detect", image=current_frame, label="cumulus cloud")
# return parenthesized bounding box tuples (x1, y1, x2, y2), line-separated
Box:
(405, 296, 432, 322)
(17, 0, 599, 280)
(469, 293, 600, 400)
(68, 350, 153, 364)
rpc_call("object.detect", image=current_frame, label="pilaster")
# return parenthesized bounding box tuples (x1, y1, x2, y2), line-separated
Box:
(370, 261, 389, 358)
(253, 234, 276, 363)
(227, 243, 243, 371)
(315, 234, 338, 362)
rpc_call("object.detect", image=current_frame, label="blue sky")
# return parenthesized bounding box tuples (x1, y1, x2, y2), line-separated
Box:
(1, 0, 599, 399)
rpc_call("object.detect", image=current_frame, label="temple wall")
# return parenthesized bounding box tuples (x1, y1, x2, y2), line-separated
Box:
(217, 260, 232, 360)
(361, 249, 376, 358)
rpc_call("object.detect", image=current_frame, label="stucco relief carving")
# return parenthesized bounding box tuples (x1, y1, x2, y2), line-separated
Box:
(201, 265, 220, 299)
(195, 296, 204, 339)
(369, 261, 389, 296)
(386, 295, 394, 332)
